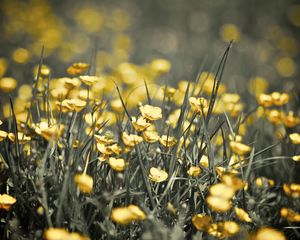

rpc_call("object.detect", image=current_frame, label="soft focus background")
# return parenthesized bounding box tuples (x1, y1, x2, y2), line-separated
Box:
(0, 0, 299, 91)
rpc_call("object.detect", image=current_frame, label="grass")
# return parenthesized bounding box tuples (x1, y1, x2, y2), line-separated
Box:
(0, 41, 300, 240)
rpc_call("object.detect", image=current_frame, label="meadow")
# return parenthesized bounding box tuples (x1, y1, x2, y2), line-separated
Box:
(0, 0, 299, 239)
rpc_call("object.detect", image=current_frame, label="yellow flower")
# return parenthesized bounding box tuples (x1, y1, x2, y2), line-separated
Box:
(139, 104, 162, 121)
(159, 135, 177, 147)
(234, 206, 252, 222)
(257, 93, 273, 107)
(79, 75, 99, 86)
(132, 117, 151, 132)
(282, 111, 299, 128)
(192, 214, 212, 231)
(255, 177, 275, 188)
(0, 77, 17, 93)
(206, 195, 232, 213)
(111, 205, 146, 225)
(97, 143, 122, 155)
(221, 93, 240, 104)
(108, 157, 126, 172)
(292, 155, 300, 162)
(209, 183, 236, 199)
(150, 58, 171, 75)
(0, 194, 16, 211)
(229, 141, 252, 156)
(220, 174, 245, 191)
(0, 130, 8, 141)
(34, 121, 64, 141)
(67, 62, 89, 75)
(199, 155, 209, 168)
(149, 167, 168, 183)
(189, 97, 209, 115)
(187, 166, 202, 177)
(271, 92, 289, 106)
(57, 99, 86, 113)
(44, 228, 90, 240)
(207, 221, 240, 238)
(252, 227, 286, 240)
(63, 77, 81, 89)
(220, 23, 240, 42)
(94, 135, 114, 145)
(248, 76, 269, 96)
(289, 133, 300, 144)
(122, 132, 143, 147)
(142, 130, 159, 143)
(8, 132, 31, 144)
(74, 174, 93, 193)
(283, 183, 300, 198)
(280, 208, 300, 222)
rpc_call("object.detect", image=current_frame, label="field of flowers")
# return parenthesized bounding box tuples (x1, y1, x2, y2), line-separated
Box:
(0, 0, 300, 239)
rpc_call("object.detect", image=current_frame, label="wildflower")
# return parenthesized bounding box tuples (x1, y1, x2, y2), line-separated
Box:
(221, 93, 240, 104)
(166, 202, 177, 215)
(8, 132, 31, 144)
(0, 194, 16, 211)
(280, 208, 300, 222)
(97, 143, 122, 155)
(220, 174, 245, 191)
(149, 167, 168, 183)
(79, 75, 99, 86)
(150, 58, 171, 75)
(206, 195, 232, 212)
(289, 133, 300, 144)
(255, 177, 275, 188)
(282, 111, 299, 128)
(283, 183, 300, 198)
(271, 92, 289, 106)
(189, 97, 209, 115)
(199, 155, 209, 168)
(34, 121, 64, 141)
(192, 214, 212, 231)
(34, 65, 51, 78)
(234, 206, 252, 222)
(63, 77, 81, 89)
(139, 104, 162, 121)
(257, 93, 273, 107)
(292, 155, 300, 162)
(159, 135, 177, 148)
(58, 99, 86, 112)
(108, 157, 126, 172)
(187, 166, 202, 177)
(122, 132, 143, 147)
(251, 227, 286, 240)
(248, 76, 269, 96)
(111, 205, 146, 225)
(94, 135, 114, 145)
(67, 62, 89, 75)
(131, 117, 151, 132)
(74, 173, 93, 193)
(44, 228, 90, 240)
(207, 221, 240, 238)
(229, 141, 252, 156)
(142, 130, 159, 143)
(0, 130, 8, 141)
(0, 77, 17, 93)
(220, 23, 240, 42)
(266, 109, 282, 124)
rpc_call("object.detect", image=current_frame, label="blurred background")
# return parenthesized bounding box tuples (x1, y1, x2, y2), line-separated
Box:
(0, 0, 299, 93)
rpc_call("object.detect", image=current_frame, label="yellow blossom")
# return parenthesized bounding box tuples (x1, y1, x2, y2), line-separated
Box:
(139, 104, 162, 121)
(97, 143, 121, 155)
(0, 77, 17, 93)
(159, 135, 177, 147)
(192, 214, 212, 231)
(229, 141, 252, 156)
(67, 62, 89, 75)
(149, 167, 168, 183)
(289, 133, 300, 144)
(0, 194, 17, 211)
(108, 157, 126, 172)
(199, 155, 209, 168)
(251, 227, 286, 240)
(234, 206, 252, 222)
(292, 155, 300, 162)
(150, 58, 171, 75)
(142, 130, 159, 143)
(257, 93, 273, 107)
(0, 130, 8, 141)
(122, 132, 143, 147)
(44, 228, 90, 240)
(283, 183, 300, 198)
(187, 166, 202, 177)
(74, 173, 93, 193)
(280, 208, 300, 222)
(34, 121, 64, 141)
(94, 135, 114, 145)
(271, 92, 289, 106)
(132, 117, 151, 132)
(111, 205, 146, 225)
(8, 132, 31, 144)
(189, 97, 209, 115)
(282, 111, 299, 128)
(79, 75, 99, 86)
